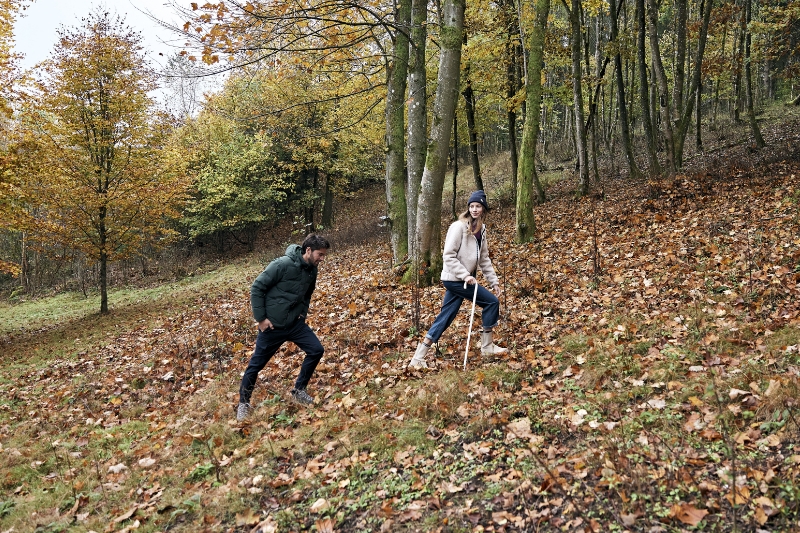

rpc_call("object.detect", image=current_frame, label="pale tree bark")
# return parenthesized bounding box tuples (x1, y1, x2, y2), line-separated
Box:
(674, 0, 714, 164)
(406, 0, 427, 259)
(609, 0, 641, 178)
(517, 0, 550, 243)
(647, 0, 677, 173)
(696, 78, 703, 151)
(566, 0, 589, 195)
(733, 5, 746, 122)
(451, 115, 459, 220)
(673, 0, 688, 118)
(743, 0, 765, 147)
(414, 0, 465, 284)
(462, 65, 484, 191)
(99, 210, 108, 314)
(462, 30, 483, 191)
(636, 0, 661, 175)
(384, 0, 411, 264)
(503, 0, 520, 202)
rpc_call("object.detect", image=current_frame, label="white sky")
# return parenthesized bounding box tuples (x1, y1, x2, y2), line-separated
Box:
(13, 0, 222, 106)
(14, 0, 190, 70)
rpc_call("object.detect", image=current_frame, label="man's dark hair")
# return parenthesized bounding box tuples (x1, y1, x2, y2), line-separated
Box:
(301, 234, 330, 254)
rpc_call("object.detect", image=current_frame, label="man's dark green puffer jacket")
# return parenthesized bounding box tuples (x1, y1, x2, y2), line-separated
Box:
(250, 244, 317, 328)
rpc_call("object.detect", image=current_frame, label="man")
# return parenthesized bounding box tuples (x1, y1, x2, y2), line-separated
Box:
(237, 234, 330, 421)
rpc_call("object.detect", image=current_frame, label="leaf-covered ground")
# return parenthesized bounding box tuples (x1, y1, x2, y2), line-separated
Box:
(2, 119, 800, 533)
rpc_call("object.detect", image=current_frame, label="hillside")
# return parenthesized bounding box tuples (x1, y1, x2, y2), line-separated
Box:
(1, 117, 800, 532)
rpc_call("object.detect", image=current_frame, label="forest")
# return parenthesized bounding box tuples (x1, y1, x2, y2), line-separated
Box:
(1, 0, 800, 531)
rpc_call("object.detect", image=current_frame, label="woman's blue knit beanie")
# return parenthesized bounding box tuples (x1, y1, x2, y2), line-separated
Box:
(467, 190, 490, 212)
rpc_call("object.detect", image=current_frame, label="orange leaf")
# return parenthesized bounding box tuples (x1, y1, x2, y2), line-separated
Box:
(315, 518, 334, 533)
(676, 504, 708, 526)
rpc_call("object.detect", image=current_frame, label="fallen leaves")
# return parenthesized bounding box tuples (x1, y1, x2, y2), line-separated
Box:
(672, 503, 709, 526)
(309, 498, 330, 513)
(3, 147, 800, 532)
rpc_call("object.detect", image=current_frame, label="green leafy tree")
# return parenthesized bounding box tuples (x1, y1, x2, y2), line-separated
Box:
(177, 111, 289, 250)
(175, 60, 383, 248)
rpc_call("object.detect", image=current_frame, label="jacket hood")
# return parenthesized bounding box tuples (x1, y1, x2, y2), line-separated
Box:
(286, 244, 304, 264)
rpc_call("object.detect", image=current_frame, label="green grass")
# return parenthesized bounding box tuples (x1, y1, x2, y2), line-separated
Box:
(0, 260, 255, 337)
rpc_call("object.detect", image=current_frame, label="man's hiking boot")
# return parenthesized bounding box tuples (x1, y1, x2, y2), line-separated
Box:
(407, 341, 430, 370)
(481, 331, 508, 356)
(236, 402, 252, 421)
(291, 388, 314, 406)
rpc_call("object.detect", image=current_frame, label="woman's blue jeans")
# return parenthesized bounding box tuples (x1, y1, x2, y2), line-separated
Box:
(425, 281, 499, 343)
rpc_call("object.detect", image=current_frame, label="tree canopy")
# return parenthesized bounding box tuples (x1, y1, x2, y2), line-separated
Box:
(21, 10, 188, 313)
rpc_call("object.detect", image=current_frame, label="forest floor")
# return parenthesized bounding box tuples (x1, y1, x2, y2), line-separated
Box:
(2, 112, 800, 533)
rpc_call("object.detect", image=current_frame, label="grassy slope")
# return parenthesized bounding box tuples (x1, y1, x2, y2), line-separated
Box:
(1, 115, 800, 532)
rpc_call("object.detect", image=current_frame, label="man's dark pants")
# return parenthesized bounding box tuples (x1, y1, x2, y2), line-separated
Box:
(239, 318, 324, 404)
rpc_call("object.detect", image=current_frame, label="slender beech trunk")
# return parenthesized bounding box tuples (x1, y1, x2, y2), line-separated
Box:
(647, 0, 677, 173)
(517, 0, 550, 242)
(673, 0, 688, 118)
(414, 0, 465, 284)
(99, 208, 108, 314)
(743, 0, 765, 147)
(589, 14, 601, 184)
(406, 0, 427, 259)
(674, 0, 713, 165)
(713, 20, 727, 124)
(636, 0, 660, 175)
(505, 0, 520, 202)
(451, 115, 459, 220)
(567, 0, 589, 195)
(696, 78, 703, 151)
(733, 3, 746, 122)
(610, 0, 641, 178)
(461, 37, 484, 191)
(20, 231, 29, 292)
(321, 175, 333, 228)
(384, 0, 411, 264)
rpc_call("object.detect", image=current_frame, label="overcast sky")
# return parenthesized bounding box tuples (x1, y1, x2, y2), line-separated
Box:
(14, 0, 189, 70)
(13, 1, 224, 107)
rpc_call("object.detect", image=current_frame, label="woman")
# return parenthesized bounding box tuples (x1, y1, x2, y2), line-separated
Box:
(408, 190, 507, 369)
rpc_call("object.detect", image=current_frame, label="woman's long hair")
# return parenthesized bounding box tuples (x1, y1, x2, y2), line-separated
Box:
(460, 206, 486, 234)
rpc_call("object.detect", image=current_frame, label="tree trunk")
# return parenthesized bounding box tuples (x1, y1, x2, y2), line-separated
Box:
(733, 4, 746, 122)
(384, 0, 411, 263)
(647, 0, 677, 173)
(505, 0, 520, 202)
(517, 0, 550, 242)
(304, 168, 316, 230)
(414, 0, 465, 284)
(589, 14, 601, 184)
(406, 0, 427, 259)
(20, 231, 29, 292)
(713, 20, 727, 124)
(451, 114, 459, 220)
(636, 0, 660, 175)
(321, 175, 333, 228)
(674, 0, 713, 165)
(743, 0, 765, 147)
(696, 78, 703, 151)
(568, 0, 589, 195)
(99, 209, 108, 315)
(462, 59, 484, 191)
(610, 0, 641, 178)
(673, 0, 688, 119)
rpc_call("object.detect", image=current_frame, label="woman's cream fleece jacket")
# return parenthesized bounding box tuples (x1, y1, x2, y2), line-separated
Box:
(440, 215, 499, 287)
